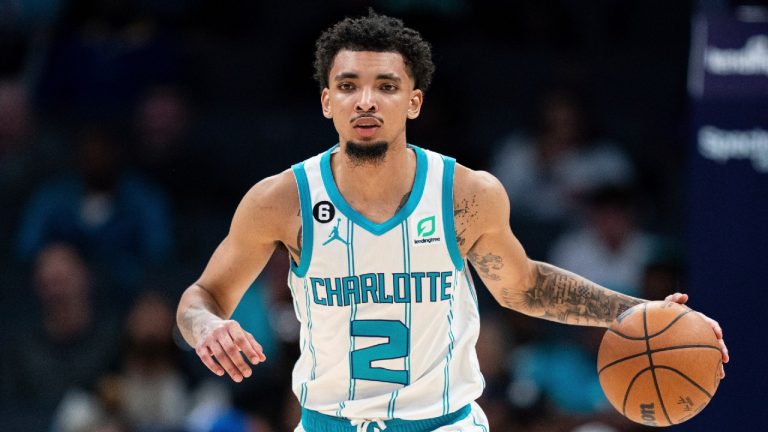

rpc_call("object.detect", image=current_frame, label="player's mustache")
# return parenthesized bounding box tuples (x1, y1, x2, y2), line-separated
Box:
(350, 114, 384, 123)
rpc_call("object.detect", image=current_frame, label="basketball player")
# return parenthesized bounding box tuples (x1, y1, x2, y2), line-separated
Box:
(176, 12, 728, 431)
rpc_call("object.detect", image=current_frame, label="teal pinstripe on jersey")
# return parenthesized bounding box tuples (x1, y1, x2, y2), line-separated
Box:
(288, 144, 484, 421)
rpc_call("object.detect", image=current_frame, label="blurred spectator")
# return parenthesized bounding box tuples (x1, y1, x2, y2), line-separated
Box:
(15, 123, 173, 297)
(0, 0, 63, 31)
(0, 77, 66, 255)
(510, 326, 609, 417)
(0, 77, 31, 156)
(1, 243, 121, 423)
(491, 89, 635, 257)
(475, 316, 515, 429)
(37, 0, 183, 119)
(640, 256, 685, 302)
(131, 84, 211, 212)
(101, 291, 189, 431)
(548, 185, 660, 297)
(206, 387, 277, 432)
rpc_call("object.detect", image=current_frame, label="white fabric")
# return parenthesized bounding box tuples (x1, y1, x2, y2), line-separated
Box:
(288, 147, 484, 421)
(350, 417, 387, 431)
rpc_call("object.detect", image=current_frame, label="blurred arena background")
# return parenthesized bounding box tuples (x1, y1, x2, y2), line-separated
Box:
(1, 0, 766, 431)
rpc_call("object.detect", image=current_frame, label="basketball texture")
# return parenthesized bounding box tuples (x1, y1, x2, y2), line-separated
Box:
(597, 301, 722, 427)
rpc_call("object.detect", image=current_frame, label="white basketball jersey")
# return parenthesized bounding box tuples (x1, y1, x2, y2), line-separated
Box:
(287, 144, 484, 420)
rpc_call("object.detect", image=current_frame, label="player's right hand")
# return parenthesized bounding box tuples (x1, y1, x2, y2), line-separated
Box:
(195, 319, 267, 382)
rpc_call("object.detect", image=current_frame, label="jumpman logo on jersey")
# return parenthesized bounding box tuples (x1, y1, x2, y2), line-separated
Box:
(322, 218, 348, 246)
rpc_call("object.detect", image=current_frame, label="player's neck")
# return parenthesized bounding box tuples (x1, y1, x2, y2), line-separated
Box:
(332, 141, 416, 217)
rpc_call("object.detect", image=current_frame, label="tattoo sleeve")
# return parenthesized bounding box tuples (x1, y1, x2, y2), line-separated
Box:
(454, 195, 478, 250)
(505, 261, 644, 327)
(468, 251, 503, 281)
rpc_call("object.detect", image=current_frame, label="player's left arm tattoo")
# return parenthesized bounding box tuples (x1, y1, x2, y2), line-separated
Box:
(504, 261, 643, 327)
(468, 251, 503, 281)
(454, 194, 478, 250)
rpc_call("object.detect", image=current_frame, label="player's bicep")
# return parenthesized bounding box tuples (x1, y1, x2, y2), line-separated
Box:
(461, 170, 536, 310)
(468, 225, 535, 310)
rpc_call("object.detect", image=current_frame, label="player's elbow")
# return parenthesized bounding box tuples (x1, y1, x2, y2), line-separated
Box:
(490, 259, 542, 315)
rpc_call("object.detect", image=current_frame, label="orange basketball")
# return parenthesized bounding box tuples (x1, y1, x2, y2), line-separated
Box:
(597, 301, 722, 427)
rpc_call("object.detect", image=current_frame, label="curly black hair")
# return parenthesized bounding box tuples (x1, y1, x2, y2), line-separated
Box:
(313, 10, 435, 92)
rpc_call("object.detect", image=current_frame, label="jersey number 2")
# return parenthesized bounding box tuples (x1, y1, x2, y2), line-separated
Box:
(350, 320, 409, 385)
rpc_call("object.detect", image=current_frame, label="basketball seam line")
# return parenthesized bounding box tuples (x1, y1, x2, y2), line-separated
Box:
(622, 366, 652, 416)
(654, 366, 714, 400)
(607, 309, 692, 341)
(644, 303, 673, 426)
(598, 344, 721, 375)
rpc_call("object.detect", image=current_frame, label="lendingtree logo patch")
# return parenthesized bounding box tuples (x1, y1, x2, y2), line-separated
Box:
(413, 215, 440, 245)
(417, 215, 435, 237)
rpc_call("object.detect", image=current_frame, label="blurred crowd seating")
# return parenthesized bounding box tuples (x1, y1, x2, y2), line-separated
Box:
(1, 1, 695, 431)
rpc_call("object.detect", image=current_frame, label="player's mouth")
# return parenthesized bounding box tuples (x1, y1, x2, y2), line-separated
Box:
(354, 124, 380, 138)
(352, 117, 383, 138)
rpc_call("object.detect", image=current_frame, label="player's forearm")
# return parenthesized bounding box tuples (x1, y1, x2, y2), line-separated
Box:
(501, 260, 644, 328)
(177, 283, 227, 347)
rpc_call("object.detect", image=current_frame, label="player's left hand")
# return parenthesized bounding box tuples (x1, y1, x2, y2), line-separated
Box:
(665, 292, 729, 379)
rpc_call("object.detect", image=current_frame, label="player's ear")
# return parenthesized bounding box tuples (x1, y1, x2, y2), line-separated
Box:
(321, 88, 332, 119)
(407, 89, 423, 120)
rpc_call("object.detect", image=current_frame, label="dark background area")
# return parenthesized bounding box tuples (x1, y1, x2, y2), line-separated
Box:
(1, 0, 765, 431)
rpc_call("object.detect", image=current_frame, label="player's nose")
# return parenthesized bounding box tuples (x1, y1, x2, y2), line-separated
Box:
(355, 87, 377, 112)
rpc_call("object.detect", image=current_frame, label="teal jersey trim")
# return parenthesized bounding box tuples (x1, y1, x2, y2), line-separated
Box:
(301, 404, 471, 432)
(389, 220, 413, 417)
(301, 278, 317, 406)
(347, 220, 358, 403)
(304, 279, 318, 381)
(320, 144, 428, 236)
(442, 287, 456, 415)
(291, 162, 314, 277)
(470, 411, 489, 432)
(441, 156, 464, 271)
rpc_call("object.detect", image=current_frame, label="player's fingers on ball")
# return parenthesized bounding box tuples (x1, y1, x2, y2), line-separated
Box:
(664, 293, 683, 303)
(219, 337, 252, 379)
(720, 364, 726, 379)
(246, 332, 267, 362)
(211, 341, 244, 382)
(701, 314, 723, 339)
(719, 338, 729, 363)
(665, 292, 686, 304)
(229, 327, 261, 364)
(196, 345, 225, 376)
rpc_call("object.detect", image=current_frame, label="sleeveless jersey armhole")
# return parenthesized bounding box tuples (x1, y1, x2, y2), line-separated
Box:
(441, 156, 465, 271)
(291, 162, 313, 277)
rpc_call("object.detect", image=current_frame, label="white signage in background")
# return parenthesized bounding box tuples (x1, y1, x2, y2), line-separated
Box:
(704, 35, 768, 76)
(698, 126, 768, 173)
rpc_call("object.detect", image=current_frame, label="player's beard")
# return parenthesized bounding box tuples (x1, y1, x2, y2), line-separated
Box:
(345, 140, 389, 166)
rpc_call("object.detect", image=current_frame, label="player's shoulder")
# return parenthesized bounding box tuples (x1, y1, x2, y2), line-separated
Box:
(453, 163, 507, 203)
(240, 168, 299, 220)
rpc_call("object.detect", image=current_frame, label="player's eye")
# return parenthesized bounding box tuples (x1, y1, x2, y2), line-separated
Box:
(338, 82, 355, 91)
(380, 84, 397, 92)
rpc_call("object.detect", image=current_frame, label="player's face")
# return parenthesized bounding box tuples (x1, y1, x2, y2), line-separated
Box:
(321, 50, 423, 148)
